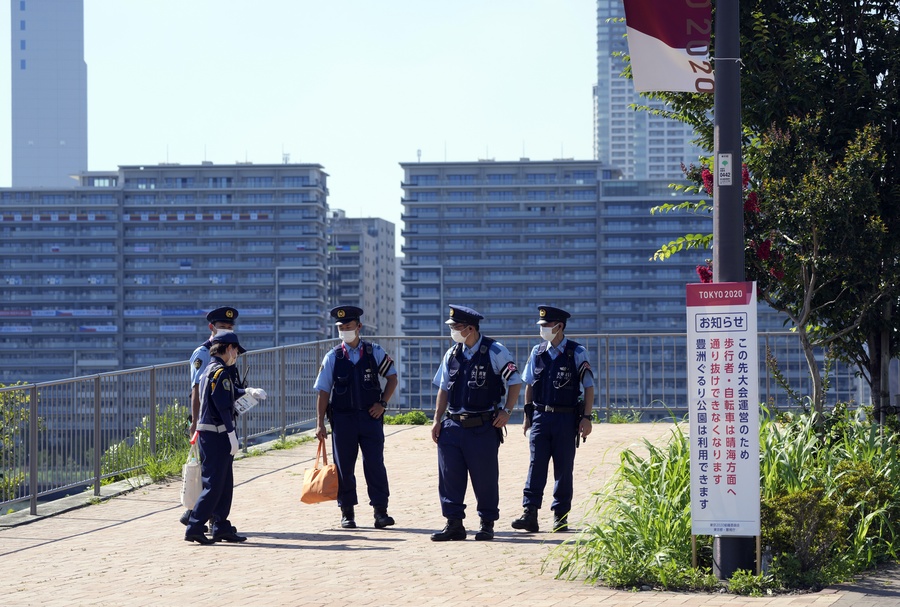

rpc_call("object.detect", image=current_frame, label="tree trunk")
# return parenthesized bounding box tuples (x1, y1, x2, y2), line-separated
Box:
(797, 328, 825, 417)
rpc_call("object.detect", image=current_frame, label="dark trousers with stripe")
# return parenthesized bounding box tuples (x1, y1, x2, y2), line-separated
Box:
(522, 409, 578, 515)
(330, 409, 390, 509)
(437, 417, 500, 521)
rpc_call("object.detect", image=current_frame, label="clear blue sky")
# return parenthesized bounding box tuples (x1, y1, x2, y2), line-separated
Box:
(1, 0, 597, 246)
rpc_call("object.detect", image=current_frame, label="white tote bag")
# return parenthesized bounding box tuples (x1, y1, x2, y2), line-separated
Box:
(180, 436, 202, 508)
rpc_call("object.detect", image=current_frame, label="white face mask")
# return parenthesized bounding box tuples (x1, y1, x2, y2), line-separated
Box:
(450, 328, 467, 344)
(338, 329, 357, 344)
(540, 325, 558, 341)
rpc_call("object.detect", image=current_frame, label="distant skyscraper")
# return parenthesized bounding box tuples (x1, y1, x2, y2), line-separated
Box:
(594, 0, 703, 179)
(10, 0, 88, 187)
(327, 211, 397, 335)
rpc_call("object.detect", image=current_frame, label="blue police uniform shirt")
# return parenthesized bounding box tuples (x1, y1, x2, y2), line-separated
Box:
(521, 337, 594, 389)
(189, 341, 212, 387)
(313, 341, 397, 394)
(197, 357, 240, 433)
(432, 335, 523, 391)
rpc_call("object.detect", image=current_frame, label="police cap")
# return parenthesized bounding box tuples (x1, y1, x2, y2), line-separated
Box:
(537, 305, 571, 325)
(445, 304, 484, 326)
(211, 330, 247, 354)
(330, 305, 364, 325)
(206, 306, 239, 324)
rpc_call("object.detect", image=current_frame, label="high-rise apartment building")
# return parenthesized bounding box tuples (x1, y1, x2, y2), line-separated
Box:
(0, 162, 329, 384)
(400, 159, 623, 336)
(594, 0, 704, 179)
(10, 0, 88, 187)
(327, 211, 397, 335)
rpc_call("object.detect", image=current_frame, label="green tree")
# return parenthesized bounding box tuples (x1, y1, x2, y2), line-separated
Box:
(1, 383, 31, 501)
(643, 0, 900, 412)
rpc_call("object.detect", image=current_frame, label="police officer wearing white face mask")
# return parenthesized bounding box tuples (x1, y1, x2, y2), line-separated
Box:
(185, 331, 267, 545)
(181, 306, 239, 528)
(314, 305, 398, 530)
(511, 306, 594, 534)
(430, 304, 522, 542)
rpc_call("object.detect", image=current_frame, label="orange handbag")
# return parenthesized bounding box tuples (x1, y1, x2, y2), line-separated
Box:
(300, 437, 339, 504)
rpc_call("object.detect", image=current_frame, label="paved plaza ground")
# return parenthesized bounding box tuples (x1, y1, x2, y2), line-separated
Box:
(2, 423, 899, 607)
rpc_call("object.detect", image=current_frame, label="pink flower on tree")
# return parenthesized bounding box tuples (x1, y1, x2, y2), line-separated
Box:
(701, 168, 714, 196)
(744, 191, 759, 213)
(696, 263, 713, 283)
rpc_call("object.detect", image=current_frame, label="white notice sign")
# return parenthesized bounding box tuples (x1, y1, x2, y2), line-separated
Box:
(686, 281, 760, 536)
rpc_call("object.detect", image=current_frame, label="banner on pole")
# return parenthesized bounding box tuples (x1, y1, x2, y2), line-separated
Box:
(686, 282, 760, 536)
(623, 0, 714, 93)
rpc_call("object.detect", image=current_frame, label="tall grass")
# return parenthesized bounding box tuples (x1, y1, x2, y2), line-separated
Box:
(551, 405, 900, 592)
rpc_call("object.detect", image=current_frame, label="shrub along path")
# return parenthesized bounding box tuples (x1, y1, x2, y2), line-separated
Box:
(1, 423, 897, 606)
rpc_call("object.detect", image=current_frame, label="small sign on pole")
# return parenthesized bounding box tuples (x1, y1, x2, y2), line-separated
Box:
(716, 153, 733, 187)
(686, 281, 760, 537)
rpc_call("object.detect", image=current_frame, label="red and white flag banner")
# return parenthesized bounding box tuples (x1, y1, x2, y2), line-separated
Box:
(622, 0, 714, 93)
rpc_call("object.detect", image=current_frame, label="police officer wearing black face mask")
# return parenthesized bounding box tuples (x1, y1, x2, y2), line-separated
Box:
(511, 306, 594, 534)
(313, 305, 399, 530)
(430, 305, 522, 542)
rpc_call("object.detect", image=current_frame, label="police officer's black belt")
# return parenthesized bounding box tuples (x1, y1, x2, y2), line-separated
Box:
(447, 411, 494, 428)
(534, 404, 578, 413)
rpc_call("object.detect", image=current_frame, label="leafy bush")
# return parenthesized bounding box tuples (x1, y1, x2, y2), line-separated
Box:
(384, 410, 429, 425)
(102, 403, 191, 483)
(0, 383, 31, 501)
(551, 404, 900, 593)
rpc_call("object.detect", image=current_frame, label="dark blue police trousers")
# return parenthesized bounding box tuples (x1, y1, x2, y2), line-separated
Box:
(522, 408, 578, 515)
(186, 430, 234, 535)
(330, 408, 390, 509)
(437, 417, 500, 522)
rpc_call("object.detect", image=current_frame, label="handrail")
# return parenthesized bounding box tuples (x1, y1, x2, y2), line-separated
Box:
(0, 332, 869, 516)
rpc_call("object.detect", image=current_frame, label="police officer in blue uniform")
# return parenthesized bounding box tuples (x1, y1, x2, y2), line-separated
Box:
(180, 306, 238, 528)
(430, 305, 522, 542)
(184, 331, 256, 545)
(314, 305, 399, 529)
(511, 306, 594, 534)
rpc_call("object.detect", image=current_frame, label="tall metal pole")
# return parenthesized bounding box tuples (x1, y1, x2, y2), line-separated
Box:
(711, 0, 754, 579)
(712, 0, 743, 283)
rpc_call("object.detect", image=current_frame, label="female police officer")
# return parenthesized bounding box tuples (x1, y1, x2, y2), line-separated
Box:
(184, 331, 266, 544)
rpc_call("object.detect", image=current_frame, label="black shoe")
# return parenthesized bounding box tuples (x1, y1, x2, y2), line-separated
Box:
(180, 510, 209, 533)
(184, 533, 215, 545)
(511, 507, 539, 533)
(431, 518, 466, 541)
(341, 506, 357, 529)
(213, 530, 248, 543)
(553, 513, 569, 533)
(374, 507, 395, 529)
(475, 519, 494, 541)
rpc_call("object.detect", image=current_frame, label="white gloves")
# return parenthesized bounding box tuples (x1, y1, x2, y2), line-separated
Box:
(228, 431, 239, 456)
(246, 387, 267, 400)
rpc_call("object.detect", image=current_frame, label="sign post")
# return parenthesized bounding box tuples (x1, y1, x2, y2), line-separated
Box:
(687, 281, 760, 575)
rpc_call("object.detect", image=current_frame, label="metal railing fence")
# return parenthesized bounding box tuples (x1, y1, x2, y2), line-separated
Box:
(0, 332, 869, 516)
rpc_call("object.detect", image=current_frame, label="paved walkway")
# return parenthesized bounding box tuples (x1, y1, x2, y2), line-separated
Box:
(2, 423, 899, 607)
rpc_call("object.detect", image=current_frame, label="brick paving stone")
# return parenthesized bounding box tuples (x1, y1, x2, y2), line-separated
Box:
(1, 423, 898, 607)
